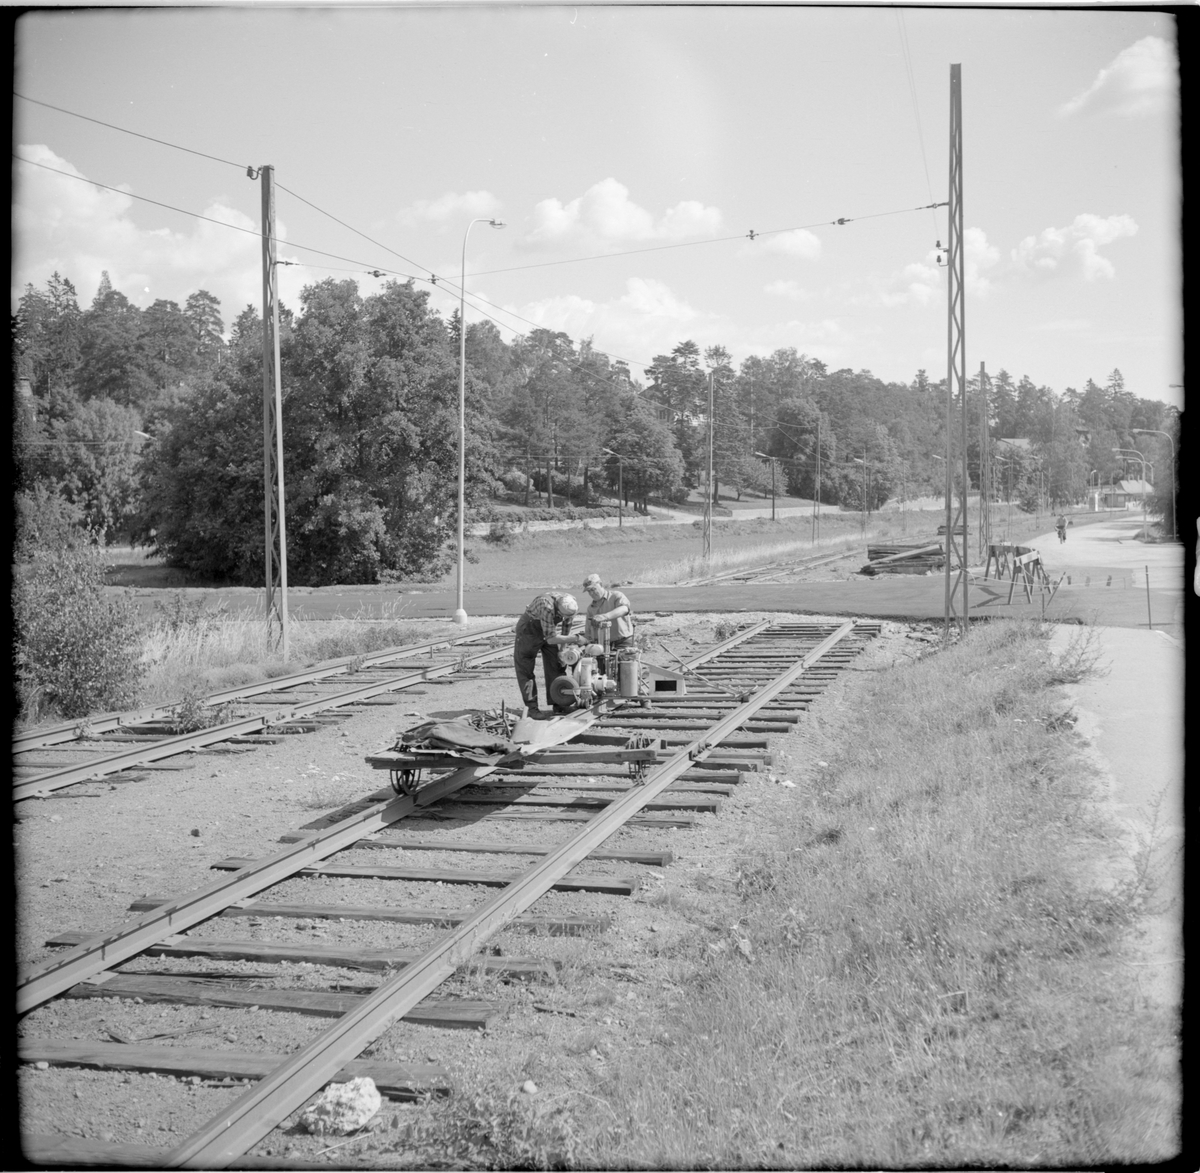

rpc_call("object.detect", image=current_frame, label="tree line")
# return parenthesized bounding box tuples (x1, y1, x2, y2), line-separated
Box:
(12, 270, 1179, 584)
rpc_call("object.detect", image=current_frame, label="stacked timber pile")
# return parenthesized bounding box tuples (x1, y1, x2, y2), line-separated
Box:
(859, 541, 945, 576)
(936, 523, 968, 536)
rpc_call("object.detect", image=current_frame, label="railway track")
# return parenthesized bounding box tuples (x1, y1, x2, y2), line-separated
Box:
(12, 623, 519, 802)
(679, 546, 860, 587)
(19, 617, 880, 1168)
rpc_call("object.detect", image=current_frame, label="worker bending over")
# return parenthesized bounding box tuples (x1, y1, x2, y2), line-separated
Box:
(514, 592, 580, 713)
(582, 574, 634, 674)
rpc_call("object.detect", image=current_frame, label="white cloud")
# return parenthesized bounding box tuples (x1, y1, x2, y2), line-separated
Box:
(523, 178, 721, 248)
(511, 277, 708, 358)
(1060, 36, 1177, 119)
(12, 144, 279, 323)
(619, 276, 703, 322)
(964, 227, 1000, 296)
(501, 277, 853, 377)
(752, 229, 821, 261)
(395, 190, 501, 227)
(854, 228, 997, 308)
(1011, 213, 1138, 281)
(765, 279, 807, 300)
(858, 250, 940, 309)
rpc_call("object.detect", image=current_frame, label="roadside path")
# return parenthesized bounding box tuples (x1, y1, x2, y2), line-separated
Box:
(1050, 623, 1183, 1014)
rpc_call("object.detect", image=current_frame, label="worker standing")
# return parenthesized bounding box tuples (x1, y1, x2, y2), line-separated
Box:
(582, 573, 634, 675)
(514, 592, 580, 714)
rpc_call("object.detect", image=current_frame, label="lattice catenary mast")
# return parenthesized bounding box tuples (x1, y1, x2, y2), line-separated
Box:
(259, 165, 290, 659)
(942, 64, 969, 638)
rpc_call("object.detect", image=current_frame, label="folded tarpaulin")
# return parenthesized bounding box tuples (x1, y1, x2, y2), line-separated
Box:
(396, 718, 517, 760)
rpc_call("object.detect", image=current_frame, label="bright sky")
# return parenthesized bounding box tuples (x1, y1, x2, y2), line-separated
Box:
(13, 6, 1183, 409)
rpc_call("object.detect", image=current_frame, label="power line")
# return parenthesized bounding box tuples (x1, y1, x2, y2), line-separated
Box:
(14, 153, 432, 285)
(470, 202, 947, 278)
(15, 151, 637, 376)
(14, 92, 249, 173)
(14, 103, 944, 396)
(275, 181, 430, 275)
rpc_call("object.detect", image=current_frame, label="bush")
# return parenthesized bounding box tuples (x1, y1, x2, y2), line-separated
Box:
(14, 486, 84, 562)
(13, 540, 145, 720)
(483, 521, 517, 546)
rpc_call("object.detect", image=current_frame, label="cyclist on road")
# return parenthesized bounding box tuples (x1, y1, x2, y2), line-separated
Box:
(1056, 514, 1067, 543)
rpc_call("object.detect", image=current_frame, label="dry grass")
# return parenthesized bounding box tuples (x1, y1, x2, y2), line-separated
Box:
(135, 596, 427, 709)
(573, 621, 1179, 1168)
(636, 528, 873, 585)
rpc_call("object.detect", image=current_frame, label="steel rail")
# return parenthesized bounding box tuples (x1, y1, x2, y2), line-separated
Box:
(16, 762, 501, 1014)
(680, 549, 853, 587)
(164, 620, 859, 1168)
(12, 622, 516, 753)
(13, 638, 517, 802)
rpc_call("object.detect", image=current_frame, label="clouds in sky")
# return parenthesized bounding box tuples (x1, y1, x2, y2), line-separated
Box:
(13, 144, 269, 314)
(765, 279, 809, 301)
(523, 178, 721, 249)
(861, 228, 996, 308)
(742, 229, 822, 261)
(1011, 214, 1138, 281)
(1059, 36, 1176, 119)
(512, 276, 853, 373)
(395, 190, 501, 227)
(517, 276, 708, 353)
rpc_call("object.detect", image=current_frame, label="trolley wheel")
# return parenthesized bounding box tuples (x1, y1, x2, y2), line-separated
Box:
(624, 733, 653, 784)
(391, 768, 420, 797)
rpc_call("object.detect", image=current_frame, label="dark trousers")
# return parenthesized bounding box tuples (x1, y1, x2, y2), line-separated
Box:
(513, 613, 563, 710)
(597, 636, 632, 677)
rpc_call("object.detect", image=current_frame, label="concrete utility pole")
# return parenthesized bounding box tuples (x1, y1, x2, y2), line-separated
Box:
(259, 165, 289, 660)
(942, 64, 969, 639)
(702, 371, 713, 560)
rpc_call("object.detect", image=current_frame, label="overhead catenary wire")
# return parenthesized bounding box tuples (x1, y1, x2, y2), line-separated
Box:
(17, 87, 945, 280)
(14, 95, 945, 397)
(13, 151, 646, 378)
(468, 202, 947, 278)
(14, 92, 250, 173)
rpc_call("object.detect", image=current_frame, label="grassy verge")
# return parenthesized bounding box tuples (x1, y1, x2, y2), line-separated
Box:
(391, 622, 1179, 1168)
(589, 622, 1178, 1167)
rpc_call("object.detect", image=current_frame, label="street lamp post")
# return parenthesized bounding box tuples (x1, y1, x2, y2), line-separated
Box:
(602, 448, 625, 528)
(753, 452, 777, 520)
(454, 217, 505, 626)
(1133, 428, 1177, 541)
(1112, 446, 1149, 533)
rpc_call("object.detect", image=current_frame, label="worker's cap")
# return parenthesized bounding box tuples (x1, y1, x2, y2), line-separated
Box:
(558, 594, 579, 616)
(582, 573, 603, 590)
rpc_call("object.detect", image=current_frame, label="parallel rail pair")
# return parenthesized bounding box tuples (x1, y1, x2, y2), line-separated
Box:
(13, 623, 518, 802)
(21, 618, 876, 1169)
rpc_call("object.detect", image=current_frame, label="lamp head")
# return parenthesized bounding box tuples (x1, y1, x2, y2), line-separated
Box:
(489, 219, 506, 228)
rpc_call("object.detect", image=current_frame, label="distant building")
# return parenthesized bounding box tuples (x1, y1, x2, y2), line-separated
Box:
(1100, 479, 1153, 509)
(993, 437, 1033, 454)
